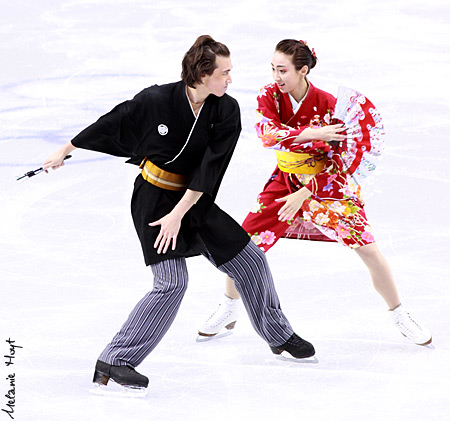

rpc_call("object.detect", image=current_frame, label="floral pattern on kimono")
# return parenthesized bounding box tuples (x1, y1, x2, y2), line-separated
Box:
(243, 82, 375, 251)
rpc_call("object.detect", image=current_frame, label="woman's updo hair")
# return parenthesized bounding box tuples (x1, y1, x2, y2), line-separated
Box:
(182, 35, 230, 88)
(275, 39, 317, 74)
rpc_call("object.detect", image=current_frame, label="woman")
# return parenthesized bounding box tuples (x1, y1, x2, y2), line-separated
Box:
(199, 39, 431, 347)
(43, 36, 316, 393)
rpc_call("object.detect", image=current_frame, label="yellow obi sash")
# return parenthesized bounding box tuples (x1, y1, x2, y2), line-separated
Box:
(275, 151, 326, 174)
(140, 158, 187, 191)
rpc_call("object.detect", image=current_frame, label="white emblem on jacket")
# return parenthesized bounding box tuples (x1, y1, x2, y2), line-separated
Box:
(158, 124, 169, 136)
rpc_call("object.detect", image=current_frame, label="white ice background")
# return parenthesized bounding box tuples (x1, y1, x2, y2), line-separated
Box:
(1, 1, 450, 420)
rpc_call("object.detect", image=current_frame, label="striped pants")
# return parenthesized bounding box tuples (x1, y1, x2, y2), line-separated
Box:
(98, 241, 294, 367)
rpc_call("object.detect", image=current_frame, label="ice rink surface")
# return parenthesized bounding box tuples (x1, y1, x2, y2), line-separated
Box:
(1, 0, 450, 419)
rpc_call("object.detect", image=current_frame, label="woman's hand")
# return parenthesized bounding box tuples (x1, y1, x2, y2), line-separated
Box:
(275, 187, 312, 222)
(149, 210, 183, 254)
(43, 142, 76, 172)
(293, 124, 346, 144)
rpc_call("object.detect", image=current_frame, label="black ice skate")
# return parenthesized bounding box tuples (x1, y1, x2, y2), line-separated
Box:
(270, 333, 316, 360)
(92, 360, 149, 396)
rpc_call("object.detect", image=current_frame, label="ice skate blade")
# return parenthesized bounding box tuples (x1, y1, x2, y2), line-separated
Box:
(418, 337, 433, 347)
(196, 330, 233, 342)
(197, 321, 236, 338)
(276, 352, 319, 364)
(90, 382, 148, 398)
(399, 333, 433, 347)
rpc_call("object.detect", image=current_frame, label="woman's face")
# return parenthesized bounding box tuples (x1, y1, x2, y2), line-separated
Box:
(202, 55, 233, 97)
(271, 51, 305, 94)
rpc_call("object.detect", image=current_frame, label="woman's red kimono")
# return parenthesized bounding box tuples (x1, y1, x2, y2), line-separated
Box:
(242, 81, 375, 251)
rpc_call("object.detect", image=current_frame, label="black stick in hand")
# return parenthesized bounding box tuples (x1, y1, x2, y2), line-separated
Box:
(16, 155, 72, 181)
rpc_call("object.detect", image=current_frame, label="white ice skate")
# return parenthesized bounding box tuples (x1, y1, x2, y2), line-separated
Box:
(198, 295, 240, 337)
(390, 304, 432, 346)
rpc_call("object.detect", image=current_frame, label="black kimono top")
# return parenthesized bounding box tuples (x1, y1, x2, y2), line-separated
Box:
(71, 81, 249, 266)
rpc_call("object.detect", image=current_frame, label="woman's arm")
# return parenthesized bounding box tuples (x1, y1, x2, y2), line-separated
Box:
(256, 86, 345, 150)
(293, 124, 346, 144)
(43, 141, 77, 172)
(149, 190, 203, 254)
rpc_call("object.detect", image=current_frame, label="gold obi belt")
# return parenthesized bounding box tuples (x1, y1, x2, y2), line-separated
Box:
(140, 158, 188, 191)
(275, 151, 326, 174)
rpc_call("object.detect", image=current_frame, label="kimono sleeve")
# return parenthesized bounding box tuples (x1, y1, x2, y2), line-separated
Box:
(70, 91, 148, 158)
(255, 86, 307, 151)
(187, 97, 241, 200)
